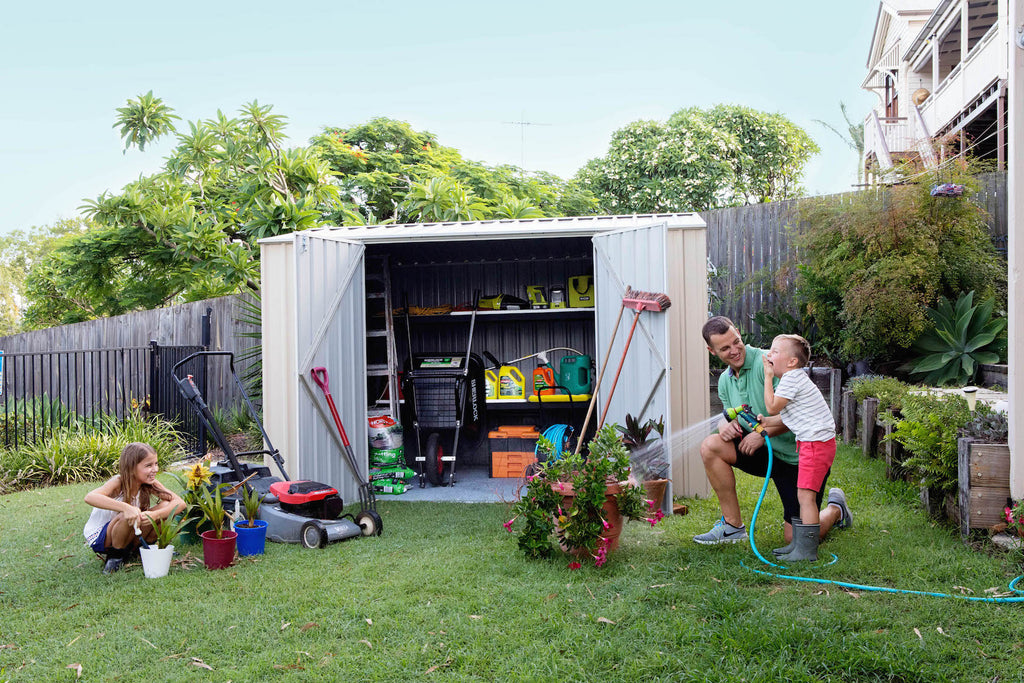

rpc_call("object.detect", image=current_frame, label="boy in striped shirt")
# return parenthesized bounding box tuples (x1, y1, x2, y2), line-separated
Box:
(760, 334, 839, 562)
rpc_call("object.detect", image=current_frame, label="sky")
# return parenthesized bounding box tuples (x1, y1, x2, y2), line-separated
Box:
(0, 1, 881, 235)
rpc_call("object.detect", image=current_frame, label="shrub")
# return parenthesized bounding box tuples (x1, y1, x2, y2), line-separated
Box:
(888, 392, 972, 495)
(959, 406, 1008, 444)
(847, 375, 911, 412)
(0, 413, 184, 492)
(796, 164, 1006, 364)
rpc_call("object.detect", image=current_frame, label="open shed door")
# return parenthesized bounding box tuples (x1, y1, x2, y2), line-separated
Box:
(293, 233, 367, 503)
(593, 223, 672, 502)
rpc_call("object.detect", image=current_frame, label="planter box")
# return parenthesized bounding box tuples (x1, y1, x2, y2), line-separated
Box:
(958, 438, 1011, 538)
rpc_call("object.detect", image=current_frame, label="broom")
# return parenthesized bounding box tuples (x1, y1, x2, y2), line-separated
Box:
(573, 287, 671, 455)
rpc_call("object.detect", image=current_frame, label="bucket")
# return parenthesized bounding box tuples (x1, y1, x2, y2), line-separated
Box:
(498, 366, 525, 399)
(200, 530, 237, 570)
(484, 369, 498, 400)
(139, 545, 174, 578)
(234, 520, 268, 556)
(559, 355, 593, 394)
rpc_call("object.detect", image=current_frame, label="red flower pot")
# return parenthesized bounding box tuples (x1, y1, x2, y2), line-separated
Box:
(200, 530, 237, 570)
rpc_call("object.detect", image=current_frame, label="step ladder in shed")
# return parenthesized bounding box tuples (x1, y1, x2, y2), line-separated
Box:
(365, 254, 400, 419)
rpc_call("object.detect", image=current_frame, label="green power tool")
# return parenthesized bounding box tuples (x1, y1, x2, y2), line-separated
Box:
(723, 404, 765, 433)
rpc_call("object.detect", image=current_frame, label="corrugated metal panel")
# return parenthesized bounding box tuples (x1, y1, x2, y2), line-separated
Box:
(293, 235, 367, 503)
(593, 223, 671, 456)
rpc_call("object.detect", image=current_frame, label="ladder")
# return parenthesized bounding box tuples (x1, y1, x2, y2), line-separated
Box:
(365, 254, 400, 419)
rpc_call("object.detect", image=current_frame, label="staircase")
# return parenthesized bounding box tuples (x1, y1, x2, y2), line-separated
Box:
(365, 255, 399, 419)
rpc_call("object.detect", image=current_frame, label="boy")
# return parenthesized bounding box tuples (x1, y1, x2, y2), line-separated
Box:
(760, 334, 846, 561)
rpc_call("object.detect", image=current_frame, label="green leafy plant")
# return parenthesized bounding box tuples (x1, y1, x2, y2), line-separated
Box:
(195, 482, 232, 539)
(847, 375, 911, 412)
(907, 291, 1006, 386)
(617, 414, 669, 481)
(168, 460, 213, 522)
(505, 424, 663, 568)
(1003, 500, 1024, 539)
(238, 484, 265, 528)
(887, 392, 973, 495)
(145, 513, 188, 549)
(959, 406, 1008, 444)
(796, 164, 1005, 364)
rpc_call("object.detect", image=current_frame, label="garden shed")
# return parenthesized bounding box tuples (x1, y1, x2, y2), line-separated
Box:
(258, 214, 710, 506)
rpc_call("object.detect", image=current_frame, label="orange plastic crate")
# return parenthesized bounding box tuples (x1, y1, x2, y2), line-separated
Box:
(491, 451, 537, 478)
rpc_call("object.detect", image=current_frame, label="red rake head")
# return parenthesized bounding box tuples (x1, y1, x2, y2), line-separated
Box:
(623, 287, 671, 312)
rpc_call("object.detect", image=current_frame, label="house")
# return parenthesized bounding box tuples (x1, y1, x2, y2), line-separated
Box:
(861, 0, 1009, 177)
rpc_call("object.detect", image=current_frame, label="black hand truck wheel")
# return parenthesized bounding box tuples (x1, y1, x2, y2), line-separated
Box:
(424, 432, 448, 486)
(300, 520, 327, 549)
(356, 510, 384, 537)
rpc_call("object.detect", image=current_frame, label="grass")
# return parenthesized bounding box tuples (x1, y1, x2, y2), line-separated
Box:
(1, 444, 1022, 681)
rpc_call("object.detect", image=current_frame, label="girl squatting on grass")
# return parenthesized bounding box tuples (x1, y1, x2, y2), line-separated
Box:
(83, 442, 185, 574)
(759, 334, 847, 562)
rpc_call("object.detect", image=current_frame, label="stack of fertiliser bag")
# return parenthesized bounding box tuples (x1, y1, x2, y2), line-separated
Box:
(368, 416, 416, 494)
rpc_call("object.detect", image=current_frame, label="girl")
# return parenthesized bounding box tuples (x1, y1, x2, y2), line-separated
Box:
(84, 442, 185, 574)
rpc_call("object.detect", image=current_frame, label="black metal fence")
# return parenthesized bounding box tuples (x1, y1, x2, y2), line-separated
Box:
(0, 343, 208, 454)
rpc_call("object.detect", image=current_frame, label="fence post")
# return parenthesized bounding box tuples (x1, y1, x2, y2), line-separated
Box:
(149, 340, 160, 415)
(202, 308, 212, 349)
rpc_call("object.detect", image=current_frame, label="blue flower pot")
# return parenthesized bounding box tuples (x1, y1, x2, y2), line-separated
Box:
(234, 519, 268, 556)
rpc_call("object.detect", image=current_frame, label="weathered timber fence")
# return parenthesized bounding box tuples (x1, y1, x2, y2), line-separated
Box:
(702, 171, 1007, 334)
(0, 294, 259, 412)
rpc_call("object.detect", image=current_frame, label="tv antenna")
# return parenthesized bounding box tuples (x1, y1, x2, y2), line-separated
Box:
(502, 114, 551, 170)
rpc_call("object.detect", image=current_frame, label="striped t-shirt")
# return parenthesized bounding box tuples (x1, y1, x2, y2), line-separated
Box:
(775, 369, 835, 442)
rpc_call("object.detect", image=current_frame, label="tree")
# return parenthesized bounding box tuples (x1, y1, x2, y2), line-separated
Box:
(0, 219, 89, 334)
(309, 117, 597, 224)
(575, 104, 819, 213)
(21, 104, 597, 328)
(814, 102, 865, 184)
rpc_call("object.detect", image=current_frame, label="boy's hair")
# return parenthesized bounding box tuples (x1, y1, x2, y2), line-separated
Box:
(702, 316, 737, 345)
(118, 442, 158, 510)
(774, 334, 811, 367)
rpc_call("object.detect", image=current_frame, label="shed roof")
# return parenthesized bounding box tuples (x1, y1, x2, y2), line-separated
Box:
(259, 213, 705, 245)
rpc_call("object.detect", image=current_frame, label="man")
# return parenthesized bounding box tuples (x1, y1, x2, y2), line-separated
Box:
(692, 316, 852, 546)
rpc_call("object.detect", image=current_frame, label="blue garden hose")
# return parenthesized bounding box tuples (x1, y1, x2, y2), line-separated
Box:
(538, 424, 574, 461)
(741, 418, 1024, 603)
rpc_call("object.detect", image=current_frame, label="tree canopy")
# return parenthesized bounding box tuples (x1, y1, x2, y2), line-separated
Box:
(16, 97, 596, 330)
(575, 104, 820, 213)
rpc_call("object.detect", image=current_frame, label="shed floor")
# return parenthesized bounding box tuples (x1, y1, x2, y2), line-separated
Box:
(382, 465, 523, 503)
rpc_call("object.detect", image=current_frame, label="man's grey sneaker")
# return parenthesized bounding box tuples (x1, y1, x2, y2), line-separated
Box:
(828, 488, 853, 530)
(693, 517, 748, 545)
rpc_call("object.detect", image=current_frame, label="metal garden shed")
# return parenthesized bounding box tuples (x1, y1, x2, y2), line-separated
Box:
(258, 214, 711, 507)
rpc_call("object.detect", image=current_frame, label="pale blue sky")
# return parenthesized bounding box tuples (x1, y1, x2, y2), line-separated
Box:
(0, 1, 879, 235)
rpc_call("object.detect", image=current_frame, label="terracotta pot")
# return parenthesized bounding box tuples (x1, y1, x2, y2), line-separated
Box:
(551, 481, 625, 554)
(643, 478, 669, 509)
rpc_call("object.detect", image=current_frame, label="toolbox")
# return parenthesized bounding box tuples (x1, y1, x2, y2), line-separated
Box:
(488, 425, 540, 477)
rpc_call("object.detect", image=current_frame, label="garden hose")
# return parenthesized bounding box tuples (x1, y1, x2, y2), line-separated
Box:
(742, 427, 1024, 603)
(538, 424, 574, 461)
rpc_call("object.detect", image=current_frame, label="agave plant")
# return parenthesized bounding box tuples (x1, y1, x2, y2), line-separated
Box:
(908, 291, 1006, 386)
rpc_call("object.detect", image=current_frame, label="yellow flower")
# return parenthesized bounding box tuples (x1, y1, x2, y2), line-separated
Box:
(186, 463, 212, 489)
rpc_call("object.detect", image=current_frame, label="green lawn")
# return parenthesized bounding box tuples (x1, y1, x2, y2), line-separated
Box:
(1, 444, 1021, 682)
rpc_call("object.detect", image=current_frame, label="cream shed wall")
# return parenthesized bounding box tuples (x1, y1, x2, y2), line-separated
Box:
(259, 214, 710, 504)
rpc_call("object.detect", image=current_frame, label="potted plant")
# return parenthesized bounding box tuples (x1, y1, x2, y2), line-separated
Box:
(169, 460, 214, 545)
(139, 514, 187, 578)
(234, 484, 268, 557)
(505, 424, 664, 568)
(617, 413, 670, 508)
(195, 483, 237, 569)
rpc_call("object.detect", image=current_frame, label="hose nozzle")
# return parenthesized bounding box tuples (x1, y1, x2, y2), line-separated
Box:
(723, 404, 765, 433)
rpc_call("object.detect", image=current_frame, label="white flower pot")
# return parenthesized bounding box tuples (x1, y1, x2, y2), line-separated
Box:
(140, 545, 174, 578)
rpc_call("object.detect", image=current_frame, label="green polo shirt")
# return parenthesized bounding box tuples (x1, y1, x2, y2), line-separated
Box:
(717, 345, 798, 465)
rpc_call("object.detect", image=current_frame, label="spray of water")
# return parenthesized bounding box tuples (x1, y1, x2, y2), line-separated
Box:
(629, 414, 720, 479)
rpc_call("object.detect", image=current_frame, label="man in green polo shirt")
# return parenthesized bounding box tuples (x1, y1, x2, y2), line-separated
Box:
(693, 316, 851, 546)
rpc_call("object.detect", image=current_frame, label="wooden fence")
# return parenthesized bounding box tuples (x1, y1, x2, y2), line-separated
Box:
(702, 171, 1007, 335)
(0, 295, 260, 411)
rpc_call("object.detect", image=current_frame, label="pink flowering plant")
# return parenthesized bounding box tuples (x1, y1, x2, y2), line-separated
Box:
(1004, 500, 1024, 538)
(505, 424, 662, 567)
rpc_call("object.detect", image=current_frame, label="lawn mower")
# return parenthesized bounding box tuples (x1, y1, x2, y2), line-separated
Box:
(172, 351, 382, 549)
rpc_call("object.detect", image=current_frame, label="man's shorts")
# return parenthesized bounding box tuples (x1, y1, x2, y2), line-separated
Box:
(731, 438, 827, 524)
(797, 438, 837, 493)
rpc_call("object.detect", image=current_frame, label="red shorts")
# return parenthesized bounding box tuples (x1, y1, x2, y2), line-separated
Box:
(796, 438, 836, 492)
